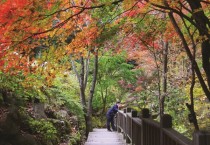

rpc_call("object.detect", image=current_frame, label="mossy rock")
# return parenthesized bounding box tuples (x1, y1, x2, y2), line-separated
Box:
(50, 119, 71, 142)
(10, 134, 41, 145)
(0, 108, 20, 136)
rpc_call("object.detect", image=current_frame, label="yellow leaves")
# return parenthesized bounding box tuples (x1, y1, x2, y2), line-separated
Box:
(104, 2, 112, 6)
(163, 20, 180, 42)
(44, 68, 56, 86)
(48, 27, 65, 38)
(193, 8, 203, 14)
(148, 0, 163, 5)
(122, 0, 137, 10)
(149, 0, 181, 10)
(122, 22, 133, 34)
(195, 35, 208, 43)
(22, 75, 41, 89)
(169, 0, 179, 8)
(177, 52, 187, 60)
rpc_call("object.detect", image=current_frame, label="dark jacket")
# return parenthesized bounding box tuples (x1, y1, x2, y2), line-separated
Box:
(107, 104, 118, 117)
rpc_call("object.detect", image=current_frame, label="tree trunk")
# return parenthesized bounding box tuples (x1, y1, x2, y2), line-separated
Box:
(202, 41, 210, 89)
(71, 55, 89, 136)
(182, 17, 200, 131)
(87, 49, 98, 133)
(78, 56, 90, 136)
(187, 0, 210, 90)
(79, 56, 87, 107)
(159, 37, 168, 145)
(160, 41, 168, 116)
(102, 88, 108, 114)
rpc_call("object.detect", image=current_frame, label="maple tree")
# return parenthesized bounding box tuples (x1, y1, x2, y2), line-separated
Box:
(146, 0, 210, 131)
(94, 0, 209, 133)
(148, 0, 210, 100)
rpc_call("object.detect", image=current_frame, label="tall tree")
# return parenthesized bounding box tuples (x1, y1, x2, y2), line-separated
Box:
(149, 0, 210, 101)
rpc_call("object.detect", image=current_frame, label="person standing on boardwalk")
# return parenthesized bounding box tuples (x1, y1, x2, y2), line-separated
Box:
(106, 101, 121, 131)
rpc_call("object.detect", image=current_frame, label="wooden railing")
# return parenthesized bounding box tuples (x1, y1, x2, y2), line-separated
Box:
(115, 108, 210, 145)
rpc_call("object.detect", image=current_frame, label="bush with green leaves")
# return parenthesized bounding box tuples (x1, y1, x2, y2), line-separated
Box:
(93, 51, 140, 113)
(28, 118, 57, 141)
(69, 131, 81, 145)
(45, 75, 84, 119)
(0, 71, 47, 102)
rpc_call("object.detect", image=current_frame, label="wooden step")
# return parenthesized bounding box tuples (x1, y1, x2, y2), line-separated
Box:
(85, 142, 126, 145)
(84, 128, 126, 145)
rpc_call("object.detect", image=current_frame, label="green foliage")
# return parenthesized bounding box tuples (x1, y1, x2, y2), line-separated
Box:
(92, 116, 105, 128)
(46, 1, 61, 16)
(0, 70, 85, 143)
(91, 0, 125, 45)
(28, 118, 57, 140)
(91, 0, 123, 25)
(92, 51, 139, 112)
(131, 66, 192, 137)
(47, 75, 84, 119)
(184, 83, 210, 132)
(96, 24, 120, 44)
(0, 71, 48, 102)
(69, 132, 81, 145)
(16, 73, 86, 143)
(130, 10, 168, 39)
(165, 87, 191, 136)
(0, 72, 25, 96)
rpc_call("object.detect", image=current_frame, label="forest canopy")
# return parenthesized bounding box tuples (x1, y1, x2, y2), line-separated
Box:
(0, 0, 209, 144)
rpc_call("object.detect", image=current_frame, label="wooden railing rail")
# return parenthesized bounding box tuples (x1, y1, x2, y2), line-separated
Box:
(142, 118, 160, 145)
(116, 108, 210, 145)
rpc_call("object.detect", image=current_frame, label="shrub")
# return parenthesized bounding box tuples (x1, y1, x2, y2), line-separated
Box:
(28, 118, 57, 141)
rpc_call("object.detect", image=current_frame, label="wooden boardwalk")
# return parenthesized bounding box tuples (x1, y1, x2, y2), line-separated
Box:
(84, 128, 127, 145)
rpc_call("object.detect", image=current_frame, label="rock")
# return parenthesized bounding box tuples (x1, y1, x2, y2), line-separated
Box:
(70, 116, 79, 127)
(51, 119, 71, 136)
(0, 108, 41, 145)
(56, 110, 69, 119)
(0, 140, 12, 145)
(45, 107, 57, 119)
(0, 109, 20, 137)
(33, 103, 47, 119)
(10, 134, 41, 145)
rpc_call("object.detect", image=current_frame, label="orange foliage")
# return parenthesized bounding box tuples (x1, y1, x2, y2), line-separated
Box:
(122, 1, 148, 18)
(0, 0, 57, 74)
(66, 24, 100, 56)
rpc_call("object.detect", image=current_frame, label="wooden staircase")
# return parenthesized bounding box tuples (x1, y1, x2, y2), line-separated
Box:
(84, 128, 127, 145)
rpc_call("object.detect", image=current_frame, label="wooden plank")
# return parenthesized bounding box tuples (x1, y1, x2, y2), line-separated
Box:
(85, 142, 126, 145)
(85, 128, 126, 145)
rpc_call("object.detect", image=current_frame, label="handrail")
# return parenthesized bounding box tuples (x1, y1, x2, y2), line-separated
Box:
(116, 108, 209, 145)
(162, 128, 192, 145)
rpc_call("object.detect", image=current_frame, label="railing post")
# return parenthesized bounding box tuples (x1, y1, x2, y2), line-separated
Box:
(127, 108, 132, 113)
(142, 108, 150, 118)
(117, 112, 121, 133)
(160, 114, 172, 145)
(161, 114, 172, 128)
(193, 131, 210, 145)
(126, 108, 131, 144)
(123, 108, 126, 139)
(123, 108, 127, 113)
(116, 112, 120, 132)
(131, 110, 138, 145)
(132, 110, 138, 117)
(141, 108, 150, 145)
